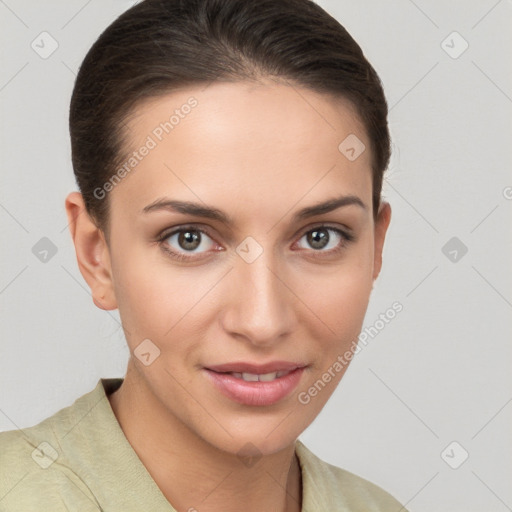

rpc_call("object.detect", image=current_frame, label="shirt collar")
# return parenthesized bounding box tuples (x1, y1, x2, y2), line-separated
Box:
(59, 378, 326, 510)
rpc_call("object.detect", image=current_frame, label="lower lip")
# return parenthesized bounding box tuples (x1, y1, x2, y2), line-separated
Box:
(204, 367, 305, 406)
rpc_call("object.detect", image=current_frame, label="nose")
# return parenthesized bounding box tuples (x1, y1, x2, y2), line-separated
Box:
(220, 250, 296, 347)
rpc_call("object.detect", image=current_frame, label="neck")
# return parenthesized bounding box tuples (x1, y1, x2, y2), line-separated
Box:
(108, 360, 302, 512)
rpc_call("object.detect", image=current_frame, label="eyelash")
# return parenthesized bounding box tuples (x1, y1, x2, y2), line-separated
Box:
(156, 223, 355, 262)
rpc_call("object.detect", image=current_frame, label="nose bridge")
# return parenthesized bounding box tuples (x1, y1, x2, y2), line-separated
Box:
(222, 244, 294, 345)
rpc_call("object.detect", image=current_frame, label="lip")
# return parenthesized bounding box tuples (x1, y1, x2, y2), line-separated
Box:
(206, 361, 304, 374)
(203, 361, 307, 406)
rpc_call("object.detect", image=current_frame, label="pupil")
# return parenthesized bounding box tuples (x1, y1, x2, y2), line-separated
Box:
(308, 229, 329, 249)
(179, 230, 200, 250)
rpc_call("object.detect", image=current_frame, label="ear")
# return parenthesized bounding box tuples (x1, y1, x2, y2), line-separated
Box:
(64, 192, 117, 311)
(372, 201, 392, 282)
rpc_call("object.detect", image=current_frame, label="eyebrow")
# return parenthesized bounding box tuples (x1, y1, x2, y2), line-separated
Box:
(142, 194, 367, 224)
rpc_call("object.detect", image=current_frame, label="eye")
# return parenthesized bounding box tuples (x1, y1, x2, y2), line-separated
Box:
(158, 226, 218, 260)
(295, 225, 354, 253)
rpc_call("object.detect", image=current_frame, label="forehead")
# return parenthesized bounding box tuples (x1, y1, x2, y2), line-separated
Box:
(111, 80, 372, 224)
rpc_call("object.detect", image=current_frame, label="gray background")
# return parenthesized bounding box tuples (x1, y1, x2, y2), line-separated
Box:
(1, 1, 511, 510)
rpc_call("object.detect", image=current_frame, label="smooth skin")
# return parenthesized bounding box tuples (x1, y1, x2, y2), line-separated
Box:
(65, 78, 391, 512)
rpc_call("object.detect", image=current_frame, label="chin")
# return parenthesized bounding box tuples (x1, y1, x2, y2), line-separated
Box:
(191, 409, 308, 459)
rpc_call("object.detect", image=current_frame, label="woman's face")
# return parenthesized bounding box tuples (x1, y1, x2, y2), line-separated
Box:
(101, 80, 390, 455)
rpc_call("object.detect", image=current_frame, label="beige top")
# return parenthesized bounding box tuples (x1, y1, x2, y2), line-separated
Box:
(0, 378, 407, 511)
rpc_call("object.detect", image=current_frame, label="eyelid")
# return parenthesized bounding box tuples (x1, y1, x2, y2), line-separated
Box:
(156, 224, 223, 262)
(156, 221, 355, 261)
(296, 221, 354, 238)
(157, 223, 216, 242)
(157, 223, 220, 249)
(292, 223, 355, 250)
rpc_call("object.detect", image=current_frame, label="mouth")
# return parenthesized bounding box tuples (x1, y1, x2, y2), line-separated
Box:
(203, 361, 307, 406)
(222, 369, 294, 382)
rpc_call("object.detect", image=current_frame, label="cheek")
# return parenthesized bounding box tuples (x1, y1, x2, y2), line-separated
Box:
(111, 249, 218, 346)
(292, 257, 374, 397)
(110, 247, 171, 339)
(301, 269, 372, 342)
(298, 244, 374, 333)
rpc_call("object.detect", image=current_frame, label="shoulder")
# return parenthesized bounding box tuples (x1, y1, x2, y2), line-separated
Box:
(295, 440, 408, 512)
(0, 387, 104, 512)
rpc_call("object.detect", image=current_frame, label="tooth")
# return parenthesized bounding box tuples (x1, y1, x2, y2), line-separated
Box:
(242, 372, 259, 382)
(259, 372, 278, 381)
(229, 371, 290, 381)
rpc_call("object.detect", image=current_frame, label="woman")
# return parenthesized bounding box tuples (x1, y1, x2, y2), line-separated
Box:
(0, 0, 407, 510)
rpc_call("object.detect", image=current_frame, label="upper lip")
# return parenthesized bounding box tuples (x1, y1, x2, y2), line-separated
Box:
(205, 361, 306, 374)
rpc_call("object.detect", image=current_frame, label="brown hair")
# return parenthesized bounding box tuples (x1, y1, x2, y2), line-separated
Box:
(69, 0, 390, 234)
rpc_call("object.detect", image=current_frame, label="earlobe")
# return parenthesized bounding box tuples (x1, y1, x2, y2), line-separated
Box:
(64, 192, 118, 311)
(372, 201, 392, 282)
